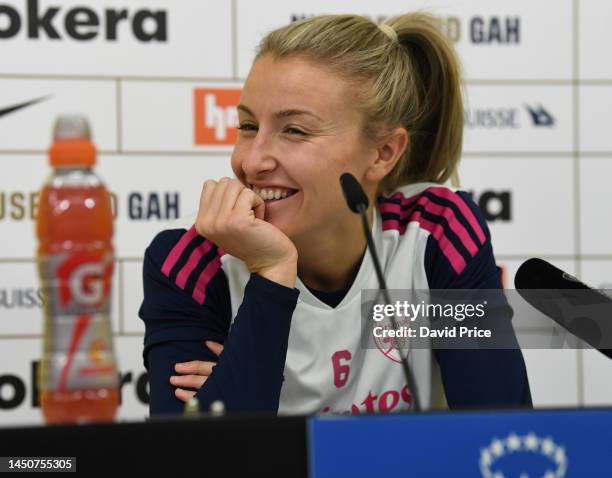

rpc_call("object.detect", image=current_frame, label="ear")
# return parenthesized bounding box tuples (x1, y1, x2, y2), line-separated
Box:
(364, 127, 409, 183)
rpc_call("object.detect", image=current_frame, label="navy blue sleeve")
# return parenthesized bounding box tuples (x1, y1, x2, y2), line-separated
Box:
(139, 228, 300, 416)
(424, 190, 532, 409)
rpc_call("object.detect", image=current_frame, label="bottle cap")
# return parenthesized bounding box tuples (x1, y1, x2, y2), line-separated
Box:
(183, 397, 200, 418)
(209, 400, 226, 417)
(48, 115, 96, 167)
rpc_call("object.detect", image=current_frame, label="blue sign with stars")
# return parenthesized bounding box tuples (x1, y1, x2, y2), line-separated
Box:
(309, 409, 612, 477)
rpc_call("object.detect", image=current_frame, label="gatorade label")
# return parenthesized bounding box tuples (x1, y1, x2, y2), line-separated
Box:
(38, 252, 118, 390)
(40, 313, 119, 390)
(39, 251, 113, 315)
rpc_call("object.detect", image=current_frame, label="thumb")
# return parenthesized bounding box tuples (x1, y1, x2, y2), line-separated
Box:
(249, 189, 265, 220)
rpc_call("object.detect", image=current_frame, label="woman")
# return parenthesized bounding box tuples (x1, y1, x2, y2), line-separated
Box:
(140, 12, 531, 415)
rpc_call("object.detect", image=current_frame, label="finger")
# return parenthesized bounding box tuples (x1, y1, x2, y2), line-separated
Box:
(175, 361, 216, 375)
(208, 177, 232, 221)
(218, 179, 247, 218)
(235, 187, 265, 221)
(175, 388, 196, 403)
(170, 374, 207, 389)
(198, 179, 217, 231)
(205, 340, 225, 356)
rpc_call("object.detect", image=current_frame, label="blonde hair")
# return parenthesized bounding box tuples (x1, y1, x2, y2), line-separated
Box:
(255, 12, 464, 194)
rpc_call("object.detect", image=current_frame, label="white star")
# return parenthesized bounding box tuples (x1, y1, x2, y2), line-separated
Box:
(555, 447, 566, 465)
(490, 439, 504, 457)
(506, 433, 521, 451)
(492, 472, 504, 478)
(524, 433, 539, 451)
(480, 449, 492, 466)
(543, 471, 556, 478)
(541, 437, 555, 456)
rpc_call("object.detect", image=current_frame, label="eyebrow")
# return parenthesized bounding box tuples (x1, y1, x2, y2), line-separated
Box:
(237, 104, 323, 122)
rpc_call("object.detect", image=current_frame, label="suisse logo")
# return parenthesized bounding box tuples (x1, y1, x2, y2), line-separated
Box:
(465, 104, 555, 130)
(0, 0, 167, 42)
(194, 88, 241, 146)
(0, 288, 43, 309)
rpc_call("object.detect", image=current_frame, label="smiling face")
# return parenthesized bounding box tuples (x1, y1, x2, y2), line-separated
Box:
(231, 53, 378, 241)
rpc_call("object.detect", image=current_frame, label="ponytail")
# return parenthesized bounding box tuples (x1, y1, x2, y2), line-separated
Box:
(381, 12, 464, 192)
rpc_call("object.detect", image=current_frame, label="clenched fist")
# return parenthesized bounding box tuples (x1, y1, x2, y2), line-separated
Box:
(195, 177, 298, 288)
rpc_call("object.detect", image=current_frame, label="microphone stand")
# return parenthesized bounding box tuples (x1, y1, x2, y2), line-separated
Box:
(356, 202, 422, 412)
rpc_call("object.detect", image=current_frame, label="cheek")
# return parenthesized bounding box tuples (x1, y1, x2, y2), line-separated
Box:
(302, 166, 347, 208)
(230, 150, 244, 177)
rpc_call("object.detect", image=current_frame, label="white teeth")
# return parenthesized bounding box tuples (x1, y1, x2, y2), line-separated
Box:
(251, 186, 297, 202)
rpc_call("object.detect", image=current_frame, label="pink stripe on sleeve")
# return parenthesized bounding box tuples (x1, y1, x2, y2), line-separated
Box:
(382, 195, 479, 256)
(378, 195, 421, 216)
(411, 210, 467, 274)
(420, 199, 480, 256)
(192, 256, 222, 305)
(161, 226, 199, 277)
(378, 201, 402, 216)
(175, 240, 214, 289)
(427, 187, 487, 245)
(381, 218, 407, 234)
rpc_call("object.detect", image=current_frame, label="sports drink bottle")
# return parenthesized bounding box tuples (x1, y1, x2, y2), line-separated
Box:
(37, 115, 119, 424)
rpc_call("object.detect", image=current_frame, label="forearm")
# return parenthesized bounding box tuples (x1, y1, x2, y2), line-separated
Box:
(194, 273, 299, 413)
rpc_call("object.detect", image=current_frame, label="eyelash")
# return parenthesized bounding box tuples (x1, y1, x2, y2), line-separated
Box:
(237, 123, 307, 136)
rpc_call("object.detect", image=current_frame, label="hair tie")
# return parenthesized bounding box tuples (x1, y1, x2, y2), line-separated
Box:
(378, 24, 398, 42)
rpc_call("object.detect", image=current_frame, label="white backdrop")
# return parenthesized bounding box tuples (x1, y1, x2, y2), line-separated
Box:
(1, 0, 611, 425)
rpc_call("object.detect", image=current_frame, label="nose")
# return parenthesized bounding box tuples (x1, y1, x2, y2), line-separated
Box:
(239, 130, 278, 179)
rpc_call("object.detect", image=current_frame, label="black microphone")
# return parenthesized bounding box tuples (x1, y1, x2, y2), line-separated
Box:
(340, 173, 370, 214)
(339, 173, 421, 411)
(515, 258, 612, 359)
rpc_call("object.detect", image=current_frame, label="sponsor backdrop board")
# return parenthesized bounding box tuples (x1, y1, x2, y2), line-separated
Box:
(236, 0, 573, 80)
(0, 0, 610, 425)
(0, 0, 232, 78)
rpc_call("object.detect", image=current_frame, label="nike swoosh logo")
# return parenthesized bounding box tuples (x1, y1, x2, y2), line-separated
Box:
(0, 95, 51, 119)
